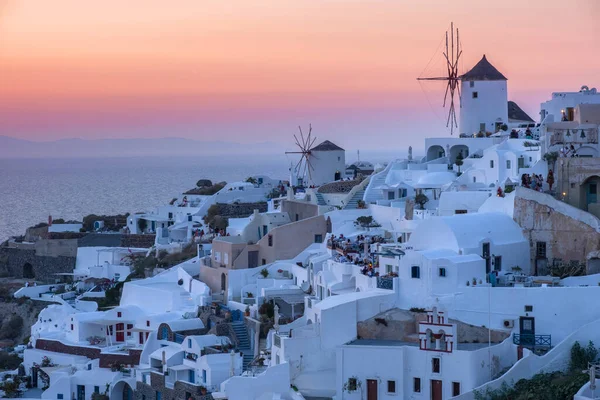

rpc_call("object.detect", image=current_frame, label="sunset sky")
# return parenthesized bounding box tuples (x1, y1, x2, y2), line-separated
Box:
(1, 0, 599, 151)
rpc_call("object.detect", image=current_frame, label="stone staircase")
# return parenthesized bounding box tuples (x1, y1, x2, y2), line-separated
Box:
(315, 192, 327, 206)
(343, 189, 365, 209)
(363, 167, 390, 204)
(231, 321, 253, 370)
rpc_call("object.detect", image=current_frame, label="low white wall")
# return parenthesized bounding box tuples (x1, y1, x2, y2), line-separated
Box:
(442, 286, 600, 344)
(455, 318, 600, 399)
(220, 362, 290, 399)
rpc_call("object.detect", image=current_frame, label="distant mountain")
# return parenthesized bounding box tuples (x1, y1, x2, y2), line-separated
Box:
(0, 136, 286, 159)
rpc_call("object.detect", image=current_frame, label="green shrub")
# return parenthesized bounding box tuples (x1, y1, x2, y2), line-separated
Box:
(0, 352, 22, 370)
(0, 315, 23, 340)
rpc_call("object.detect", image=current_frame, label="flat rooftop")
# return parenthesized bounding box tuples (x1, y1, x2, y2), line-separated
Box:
(346, 339, 494, 351)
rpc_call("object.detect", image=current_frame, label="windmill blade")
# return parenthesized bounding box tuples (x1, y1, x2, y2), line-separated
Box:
(298, 126, 306, 151)
(442, 81, 451, 107)
(308, 136, 318, 152)
(293, 134, 302, 149)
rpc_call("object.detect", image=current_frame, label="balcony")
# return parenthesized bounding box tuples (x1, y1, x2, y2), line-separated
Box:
(549, 129, 599, 146)
(513, 333, 551, 349)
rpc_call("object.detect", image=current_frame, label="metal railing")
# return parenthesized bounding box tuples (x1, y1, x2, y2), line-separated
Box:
(377, 276, 394, 290)
(513, 333, 551, 348)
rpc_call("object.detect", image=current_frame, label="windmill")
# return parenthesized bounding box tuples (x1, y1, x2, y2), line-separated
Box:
(285, 124, 317, 187)
(417, 22, 462, 135)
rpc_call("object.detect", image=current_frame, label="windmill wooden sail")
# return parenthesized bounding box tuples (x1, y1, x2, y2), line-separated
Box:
(417, 22, 462, 135)
(285, 124, 317, 186)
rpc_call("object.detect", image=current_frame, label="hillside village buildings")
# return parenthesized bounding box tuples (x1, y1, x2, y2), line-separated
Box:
(5, 54, 600, 400)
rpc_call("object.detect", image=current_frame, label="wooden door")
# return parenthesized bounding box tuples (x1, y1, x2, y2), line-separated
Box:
(116, 323, 125, 342)
(431, 380, 442, 400)
(519, 316, 535, 346)
(367, 379, 378, 400)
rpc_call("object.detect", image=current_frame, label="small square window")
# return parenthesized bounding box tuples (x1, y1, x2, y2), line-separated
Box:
(452, 381, 461, 396)
(57, 395, 64, 400)
(506, 160, 511, 169)
(432, 357, 441, 373)
(94, 386, 100, 394)
(439, 267, 446, 277)
(387, 380, 396, 393)
(315, 234, 323, 243)
(146, 320, 150, 327)
(411, 266, 420, 279)
(472, 91, 478, 99)
(469, 81, 475, 88)
(117, 312, 122, 318)
(525, 305, 533, 312)
(413, 377, 421, 393)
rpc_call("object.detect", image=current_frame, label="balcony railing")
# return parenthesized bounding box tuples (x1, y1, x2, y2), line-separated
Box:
(513, 333, 551, 348)
(377, 276, 394, 290)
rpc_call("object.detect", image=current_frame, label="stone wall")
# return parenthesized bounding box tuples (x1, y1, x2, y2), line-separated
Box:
(357, 309, 509, 344)
(216, 202, 267, 218)
(0, 247, 76, 282)
(36, 338, 101, 359)
(35, 339, 142, 367)
(121, 234, 156, 248)
(555, 157, 600, 218)
(512, 188, 600, 274)
(136, 373, 213, 400)
(99, 349, 142, 368)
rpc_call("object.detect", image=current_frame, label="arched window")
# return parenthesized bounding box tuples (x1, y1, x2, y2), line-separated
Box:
(161, 326, 169, 340)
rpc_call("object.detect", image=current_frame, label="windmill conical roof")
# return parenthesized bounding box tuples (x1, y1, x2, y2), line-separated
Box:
(461, 55, 507, 81)
(311, 140, 344, 152)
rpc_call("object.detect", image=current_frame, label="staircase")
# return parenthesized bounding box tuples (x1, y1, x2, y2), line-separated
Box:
(315, 192, 327, 206)
(343, 189, 365, 209)
(231, 321, 253, 370)
(363, 167, 390, 204)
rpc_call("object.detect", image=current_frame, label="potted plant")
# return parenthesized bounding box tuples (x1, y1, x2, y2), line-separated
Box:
(246, 292, 254, 298)
(466, 280, 470, 286)
(245, 306, 250, 317)
(512, 266, 522, 274)
(200, 386, 208, 395)
(472, 277, 477, 286)
(260, 268, 269, 278)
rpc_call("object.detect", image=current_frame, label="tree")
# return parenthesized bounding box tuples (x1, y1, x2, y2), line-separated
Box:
(137, 218, 147, 233)
(354, 216, 381, 230)
(455, 152, 464, 173)
(245, 177, 258, 185)
(415, 193, 429, 210)
(196, 179, 213, 188)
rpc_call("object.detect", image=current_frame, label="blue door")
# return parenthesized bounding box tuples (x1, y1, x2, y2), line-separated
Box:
(189, 369, 195, 384)
(588, 183, 597, 206)
(77, 385, 85, 400)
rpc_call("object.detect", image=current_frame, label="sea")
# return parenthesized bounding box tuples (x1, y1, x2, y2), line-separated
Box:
(0, 155, 290, 242)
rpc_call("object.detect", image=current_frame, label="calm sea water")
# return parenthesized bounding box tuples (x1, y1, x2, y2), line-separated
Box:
(0, 155, 290, 242)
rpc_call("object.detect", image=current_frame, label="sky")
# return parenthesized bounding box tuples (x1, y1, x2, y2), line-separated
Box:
(1, 0, 599, 152)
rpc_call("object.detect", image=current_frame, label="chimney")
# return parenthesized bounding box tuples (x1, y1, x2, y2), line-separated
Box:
(253, 209, 259, 217)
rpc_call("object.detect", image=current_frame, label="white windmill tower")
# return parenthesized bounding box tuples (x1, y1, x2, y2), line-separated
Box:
(285, 125, 346, 187)
(285, 124, 317, 188)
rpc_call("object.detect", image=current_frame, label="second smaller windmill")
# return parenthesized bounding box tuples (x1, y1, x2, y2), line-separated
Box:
(285, 124, 317, 187)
